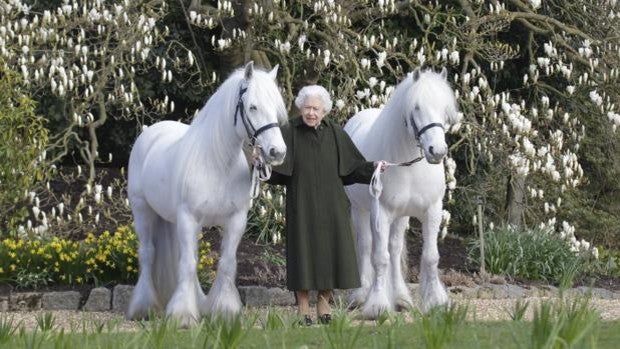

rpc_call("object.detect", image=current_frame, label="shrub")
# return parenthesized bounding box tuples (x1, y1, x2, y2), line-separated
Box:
(0, 62, 49, 234)
(246, 185, 285, 244)
(0, 225, 215, 289)
(466, 226, 588, 286)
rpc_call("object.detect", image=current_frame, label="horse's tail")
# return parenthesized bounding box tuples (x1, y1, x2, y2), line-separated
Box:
(151, 218, 179, 307)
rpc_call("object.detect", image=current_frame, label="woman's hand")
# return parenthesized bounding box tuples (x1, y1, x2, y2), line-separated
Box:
(375, 160, 387, 173)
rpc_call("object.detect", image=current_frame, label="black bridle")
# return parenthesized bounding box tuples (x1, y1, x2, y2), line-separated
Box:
(408, 113, 444, 140)
(234, 86, 279, 146)
(394, 113, 445, 166)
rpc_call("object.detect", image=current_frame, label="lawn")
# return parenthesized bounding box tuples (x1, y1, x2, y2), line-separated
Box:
(2, 301, 619, 348)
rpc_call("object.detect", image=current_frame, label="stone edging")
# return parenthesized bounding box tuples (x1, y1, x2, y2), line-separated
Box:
(1, 284, 619, 313)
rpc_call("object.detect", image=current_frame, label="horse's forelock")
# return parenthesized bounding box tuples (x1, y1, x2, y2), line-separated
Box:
(246, 70, 288, 124)
(406, 70, 458, 125)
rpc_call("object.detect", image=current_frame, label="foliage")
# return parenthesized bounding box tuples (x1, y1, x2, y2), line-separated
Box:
(178, 0, 620, 245)
(0, 225, 214, 288)
(200, 315, 245, 349)
(467, 225, 594, 286)
(259, 308, 286, 330)
(507, 299, 530, 322)
(12, 166, 133, 241)
(420, 304, 468, 349)
(0, 315, 20, 344)
(0, 306, 615, 348)
(0, 62, 49, 234)
(34, 312, 56, 332)
(0, 0, 211, 182)
(322, 311, 364, 349)
(1, 0, 620, 267)
(529, 298, 600, 349)
(246, 184, 285, 244)
(593, 247, 620, 278)
(558, 187, 620, 250)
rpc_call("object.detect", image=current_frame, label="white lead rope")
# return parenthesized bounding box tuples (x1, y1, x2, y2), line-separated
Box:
(250, 147, 272, 199)
(369, 155, 425, 198)
(369, 156, 423, 232)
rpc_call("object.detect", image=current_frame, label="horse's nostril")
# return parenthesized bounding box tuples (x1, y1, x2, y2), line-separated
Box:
(269, 147, 285, 159)
(429, 146, 435, 155)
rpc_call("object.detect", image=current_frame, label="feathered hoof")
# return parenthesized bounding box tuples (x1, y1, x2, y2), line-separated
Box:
(347, 297, 364, 311)
(348, 288, 369, 310)
(170, 311, 200, 329)
(420, 292, 450, 313)
(203, 296, 242, 319)
(394, 295, 414, 312)
(126, 298, 162, 321)
(362, 299, 392, 320)
(166, 293, 201, 328)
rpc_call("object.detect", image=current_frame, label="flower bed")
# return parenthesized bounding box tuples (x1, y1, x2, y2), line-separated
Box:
(0, 226, 215, 289)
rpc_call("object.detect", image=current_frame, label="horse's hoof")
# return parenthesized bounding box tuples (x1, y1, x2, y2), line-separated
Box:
(362, 303, 391, 320)
(172, 313, 200, 329)
(420, 295, 450, 313)
(347, 296, 364, 310)
(393, 292, 414, 312)
(126, 303, 162, 321)
(126, 310, 149, 321)
(395, 299, 414, 312)
(348, 288, 369, 310)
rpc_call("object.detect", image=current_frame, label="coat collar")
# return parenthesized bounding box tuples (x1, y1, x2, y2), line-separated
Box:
(291, 116, 329, 130)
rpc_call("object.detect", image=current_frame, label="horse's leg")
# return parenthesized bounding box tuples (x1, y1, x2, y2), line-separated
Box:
(419, 201, 449, 312)
(202, 210, 246, 318)
(165, 207, 201, 327)
(363, 203, 393, 319)
(349, 207, 372, 308)
(126, 198, 163, 320)
(389, 216, 414, 310)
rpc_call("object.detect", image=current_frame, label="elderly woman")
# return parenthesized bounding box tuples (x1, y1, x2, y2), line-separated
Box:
(267, 85, 383, 325)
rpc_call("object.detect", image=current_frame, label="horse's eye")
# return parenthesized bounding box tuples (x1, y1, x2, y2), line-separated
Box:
(414, 104, 420, 111)
(249, 105, 257, 112)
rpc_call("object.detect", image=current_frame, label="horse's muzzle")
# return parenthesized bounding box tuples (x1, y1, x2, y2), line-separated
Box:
(425, 144, 447, 164)
(264, 146, 286, 165)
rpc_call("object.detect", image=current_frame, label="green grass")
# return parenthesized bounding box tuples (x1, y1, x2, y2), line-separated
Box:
(0, 302, 618, 348)
(1, 320, 619, 348)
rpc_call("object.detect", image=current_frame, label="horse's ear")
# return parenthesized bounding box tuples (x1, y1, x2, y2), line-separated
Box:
(440, 67, 448, 80)
(244, 61, 254, 80)
(268, 64, 279, 81)
(411, 68, 421, 82)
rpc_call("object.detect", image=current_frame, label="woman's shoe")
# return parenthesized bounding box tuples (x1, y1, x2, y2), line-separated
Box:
(298, 314, 313, 326)
(318, 314, 332, 325)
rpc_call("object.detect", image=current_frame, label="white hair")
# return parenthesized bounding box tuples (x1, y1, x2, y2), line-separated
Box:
(294, 85, 333, 115)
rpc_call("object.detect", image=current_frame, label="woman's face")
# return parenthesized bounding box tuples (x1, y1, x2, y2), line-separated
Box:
(301, 95, 325, 128)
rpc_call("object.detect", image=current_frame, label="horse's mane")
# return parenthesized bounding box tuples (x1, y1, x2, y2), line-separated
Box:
(172, 68, 287, 197)
(383, 69, 460, 126)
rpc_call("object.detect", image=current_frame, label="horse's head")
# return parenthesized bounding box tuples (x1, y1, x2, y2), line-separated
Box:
(405, 67, 461, 164)
(235, 62, 287, 165)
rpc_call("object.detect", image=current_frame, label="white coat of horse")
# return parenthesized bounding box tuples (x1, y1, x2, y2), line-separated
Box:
(126, 62, 287, 327)
(344, 68, 461, 318)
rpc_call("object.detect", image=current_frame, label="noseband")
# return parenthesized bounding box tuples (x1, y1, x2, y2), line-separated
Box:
(369, 113, 445, 200)
(234, 86, 279, 146)
(234, 85, 279, 200)
(408, 114, 444, 139)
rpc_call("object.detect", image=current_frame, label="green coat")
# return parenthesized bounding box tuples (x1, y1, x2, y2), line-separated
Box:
(268, 116, 375, 291)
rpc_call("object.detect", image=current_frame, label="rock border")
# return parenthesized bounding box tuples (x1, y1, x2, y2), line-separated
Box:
(2, 283, 619, 313)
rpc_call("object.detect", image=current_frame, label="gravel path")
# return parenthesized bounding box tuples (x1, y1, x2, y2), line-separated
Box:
(4, 297, 620, 332)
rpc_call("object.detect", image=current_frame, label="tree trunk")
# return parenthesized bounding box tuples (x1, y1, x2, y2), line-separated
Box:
(506, 175, 525, 227)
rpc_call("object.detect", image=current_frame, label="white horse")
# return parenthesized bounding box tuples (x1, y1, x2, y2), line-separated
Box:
(126, 62, 287, 327)
(344, 68, 461, 318)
